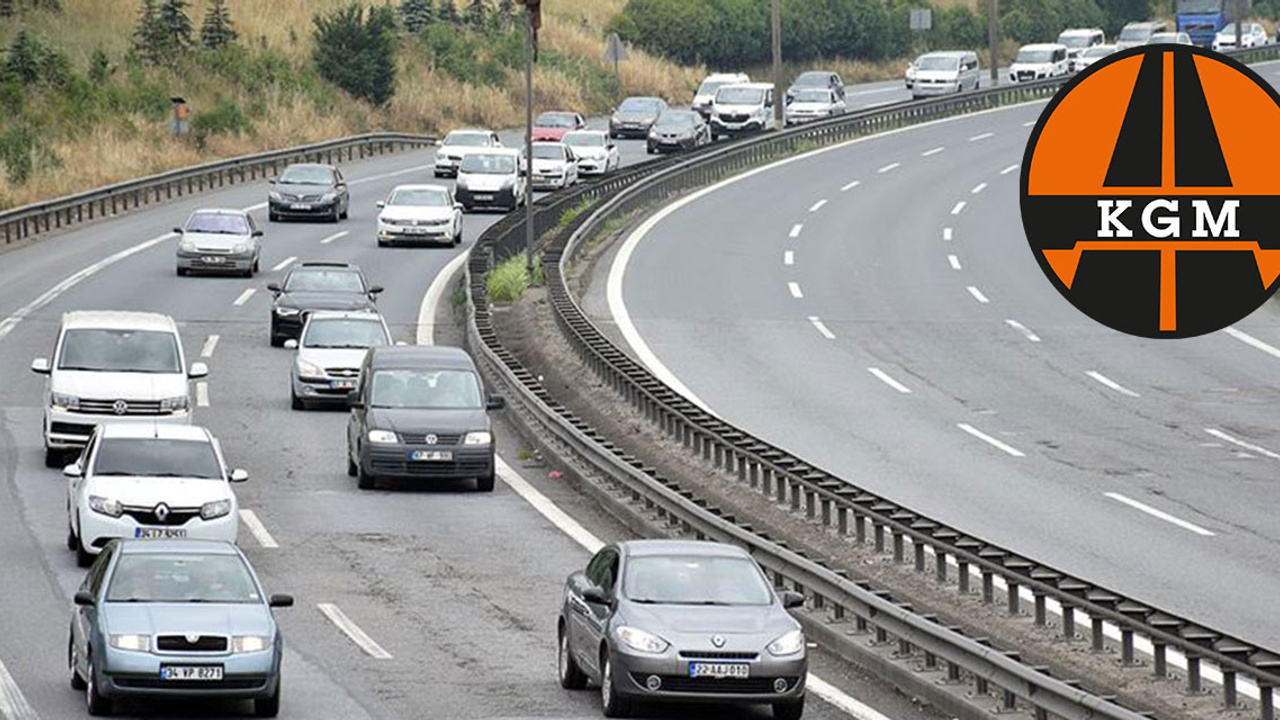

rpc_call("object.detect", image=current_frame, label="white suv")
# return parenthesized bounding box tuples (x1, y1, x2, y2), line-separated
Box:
(64, 423, 245, 567)
(710, 82, 776, 138)
(31, 311, 207, 467)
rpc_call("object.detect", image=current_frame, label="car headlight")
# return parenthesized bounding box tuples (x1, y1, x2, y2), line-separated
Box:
(232, 242, 251, 254)
(321, 192, 338, 202)
(462, 431, 492, 445)
(275, 306, 301, 317)
(180, 238, 198, 252)
(232, 635, 273, 653)
(88, 495, 123, 518)
(767, 629, 805, 657)
(51, 392, 80, 410)
(616, 626, 669, 654)
(610, 115, 620, 124)
(435, 150, 446, 161)
(109, 634, 150, 652)
(200, 498, 232, 520)
(368, 429, 399, 444)
(159, 395, 189, 412)
(268, 191, 283, 201)
(296, 360, 325, 379)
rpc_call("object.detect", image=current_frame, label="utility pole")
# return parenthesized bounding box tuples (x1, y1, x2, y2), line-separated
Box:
(524, 4, 535, 280)
(987, 0, 999, 85)
(772, 0, 782, 128)
(1234, 0, 1242, 52)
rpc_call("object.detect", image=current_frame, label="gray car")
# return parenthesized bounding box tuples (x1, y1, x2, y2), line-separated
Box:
(286, 310, 392, 410)
(70, 539, 293, 717)
(558, 540, 808, 719)
(175, 209, 263, 277)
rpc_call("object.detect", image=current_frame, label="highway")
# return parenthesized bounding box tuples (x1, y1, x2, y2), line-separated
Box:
(610, 67, 1280, 650)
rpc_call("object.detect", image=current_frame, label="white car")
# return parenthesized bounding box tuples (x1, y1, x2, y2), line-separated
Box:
(1057, 28, 1104, 71)
(692, 72, 750, 118)
(710, 82, 776, 138)
(906, 50, 981, 98)
(563, 130, 619, 176)
(1149, 31, 1193, 45)
(1116, 21, 1167, 50)
(455, 149, 526, 212)
(64, 423, 246, 567)
(1074, 44, 1117, 72)
(174, 208, 263, 277)
(286, 310, 392, 409)
(375, 184, 463, 247)
(1214, 22, 1268, 50)
(31, 311, 207, 468)
(434, 128, 503, 178)
(1009, 43, 1069, 83)
(785, 87, 846, 124)
(527, 142, 580, 190)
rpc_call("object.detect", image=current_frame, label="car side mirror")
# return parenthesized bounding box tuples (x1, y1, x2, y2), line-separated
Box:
(368, 286, 384, 296)
(780, 590, 805, 609)
(486, 395, 506, 411)
(376, 201, 386, 208)
(229, 468, 249, 483)
(74, 590, 95, 606)
(268, 178, 277, 185)
(283, 339, 299, 350)
(269, 594, 294, 608)
(188, 362, 209, 379)
(252, 229, 264, 237)
(31, 358, 50, 374)
(63, 463, 83, 478)
(173, 227, 184, 234)
(267, 283, 282, 294)
(519, 167, 528, 177)
(582, 586, 611, 606)
(347, 391, 363, 410)
(454, 203, 464, 211)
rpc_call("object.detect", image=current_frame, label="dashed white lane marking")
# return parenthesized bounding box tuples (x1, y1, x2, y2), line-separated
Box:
(784, 250, 795, 266)
(1105, 492, 1215, 536)
(239, 509, 279, 549)
(200, 334, 220, 358)
(950, 201, 967, 215)
(271, 256, 297, 272)
(877, 162, 901, 174)
(840, 180, 861, 192)
(317, 603, 393, 660)
(966, 286, 989, 303)
(868, 367, 912, 394)
(947, 254, 961, 270)
(416, 250, 470, 346)
(195, 382, 209, 408)
(789, 223, 804, 238)
(921, 146, 945, 157)
(808, 316, 836, 339)
(808, 199, 828, 213)
(971, 182, 987, 194)
(320, 230, 349, 245)
(0, 655, 39, 720)
(957, 423, 1025, 457)
(968, 132, 995, 141)
(1022, 120, 1035, 127)
(865, 100, 897, 109)
(788, 282, 804, 299)
(1004, 319, 1041, 342)
(942, 227, 953, 241)
(1000, 164, 1020, 175)
(1224, 326, 1280, 360)
(1085, 371, 1140, 398)
(233, 288, 256, 306)
(1205, 428, 1280, 460)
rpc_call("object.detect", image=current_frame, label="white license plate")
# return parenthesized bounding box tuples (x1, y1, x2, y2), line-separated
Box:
(291, 203, 312, 210)
(689, 662, 750, 679)
(331, 379, 355, 389)
(404, 227, 429, 234)
(201, 256, 226, 264)
(409, 450, 452, 462)
(474, 194, 494, 201)
(161, 665, 223, 681)
(135, 527, 187, 540)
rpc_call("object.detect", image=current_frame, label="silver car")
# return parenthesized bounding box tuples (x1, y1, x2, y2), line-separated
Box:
(558, 540, 808, 719)
(286, 310, 392, 409)
(70, 539, 293, 717)
(175, 209, 263, 277)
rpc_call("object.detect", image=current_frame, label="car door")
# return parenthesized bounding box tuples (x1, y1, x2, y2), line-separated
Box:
(73, 544, 113, 673)
(578, 547, 619, 675)
(70, 429, 99, 535)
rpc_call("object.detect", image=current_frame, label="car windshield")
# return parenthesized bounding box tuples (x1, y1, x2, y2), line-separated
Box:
(793, 88, 832, 103)
(369, 368, 482, 409)
(278, 166, 333, 185)
(460, 153, 515, 174)
(106, 553, 261, 604)
(283, 269, 365, 293)
(1119, 26, 1151, 41)
(535, 112, 576, 128)
(92, 438, 222, 479)
(716, 87, 764, 105)
(916, 55, 959, 71)
(655, 112, 695, 129)
(697, 79, 729, 96)
(1219, 23, 1238, 34)
(1149, 33, 1178, 43)
(793, 72, 830, 87)
(1083, 46, 1114, 57)
(58, 328, 181, 373)
(624, 555, 773, 606)
(445, 132, 490, 147)
(532, 145, 566, 160)
(1015, 48, 1054, 63)
(618, 98, 661, 113)
(302, 318, 389, 349)
(563, 132, 604, 148)
(1057, 33, 1094, 48)
(388, 188, 449, 207)
(186, 212, 249, 235)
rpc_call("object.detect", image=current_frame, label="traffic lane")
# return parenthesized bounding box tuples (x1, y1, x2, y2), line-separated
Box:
(841, 68, 1010, 111)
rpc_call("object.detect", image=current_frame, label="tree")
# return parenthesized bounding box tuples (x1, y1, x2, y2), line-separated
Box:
(200, 0, 238, 49)
(132, 0, 168, 65)
(439, 0, 459, 24)
(158, 0, 194, 52)
(400, 0, 434, 33)
(5, 31, 42, 84)
(313, 3, 398, 106)
(496, 0, 514, 26)
(465, 0, 485, 27)
(0, 0, 15, 18)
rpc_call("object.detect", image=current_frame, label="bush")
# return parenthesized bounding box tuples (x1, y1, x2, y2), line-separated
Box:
(0, 123, 37, 184)
(313, 3, 398, 106)
(487, 251, 540, 303)
(190, 97, 249, 148)
(421, 23, 510, 86)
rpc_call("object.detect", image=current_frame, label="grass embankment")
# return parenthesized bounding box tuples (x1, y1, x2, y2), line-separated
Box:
(0, 0, 704, 210)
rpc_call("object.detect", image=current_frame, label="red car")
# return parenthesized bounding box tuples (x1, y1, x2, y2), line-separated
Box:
(531, 111, 587, 142)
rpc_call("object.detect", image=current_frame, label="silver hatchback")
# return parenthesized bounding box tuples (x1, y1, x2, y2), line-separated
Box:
(175, 209, 263, 277)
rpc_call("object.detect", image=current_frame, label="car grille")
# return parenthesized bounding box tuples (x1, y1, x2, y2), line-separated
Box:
(718, 113, 750, 123)
(389, 218, 448, 227)
(325, 367, 360, 378)
(50, 421, 95, 438)
(400, 433, 462, 445)
(75, 399, 166, 416)
(368, 453, 489, 477)
(634, 674, 800, 694)
(679, 651, 759, 660)
(193, 246, 234, 254)
(157, 635, 228, 652)
(281, 193, 323, 202)
(114, 675, 267, 690)
(1016, 70, 1037, 81)
(121, 505, 200, 526)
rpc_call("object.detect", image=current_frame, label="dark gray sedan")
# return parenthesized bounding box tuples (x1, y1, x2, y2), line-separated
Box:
(267, 163, 349, 223)
(70, 539, 293, 717)
(558, 540, 808, 719)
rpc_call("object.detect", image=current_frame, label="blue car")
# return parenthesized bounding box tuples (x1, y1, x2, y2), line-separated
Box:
(70, 539, 293, 717)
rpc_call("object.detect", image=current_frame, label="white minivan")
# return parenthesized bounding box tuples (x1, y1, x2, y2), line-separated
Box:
(710, 82, 777, 138)
(692, 72, 751, 118)
(1009, 44, 1070, 83)
(31, 311, 206, 467)
(906, 50, 981, 98)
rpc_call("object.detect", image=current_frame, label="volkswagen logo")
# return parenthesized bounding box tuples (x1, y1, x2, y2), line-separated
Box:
(154, 503, 170, 522)
(185, 633, 201, 644)
(112, 400, 128, 415)
(711, 635, 726, 648)
(424, 434, 438, 445)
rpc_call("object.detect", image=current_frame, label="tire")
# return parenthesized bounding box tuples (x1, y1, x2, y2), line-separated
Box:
(599, 650, 631, 718)
(66, 519, 78, 551)
(85, 656, 111, 716)
(476, 472, 495, 492)
(254, 678, 281, 718)
(69, 632, 87, 690)
(290, 392, 305, 411)
(356, 460, 375, 490)
(268, 212, 279, 222)
(45, 447, 63, 468)
(346, 452, 357, 478)
(454, 228, 462, 246)
(176, 266, 187, 277)
(558, 624, 587, 689)
(340, 206, 349, 220)
(773, 697, 805, 720)
(253, 258, 261, 274)
(270, 322, 284, 348)
(76, 540, 94, 569)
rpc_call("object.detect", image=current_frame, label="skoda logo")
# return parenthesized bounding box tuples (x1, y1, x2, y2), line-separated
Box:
(185, 633, 200, 644)
(154, 503, 170, 522)
(112, 400, 128, 415)
(711, 635, 726, 648)
(425, 434, 438, 445)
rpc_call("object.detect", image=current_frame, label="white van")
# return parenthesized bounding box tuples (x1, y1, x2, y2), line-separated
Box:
(454, 148, 526, 213)
(1057, 28, 1105, 71)
(710, 82, 776, 138)
(1009, 43, 1070, 83)
(31, 311, 206, 467)
(693, 72, 751, 118)
(906, 50, 981, 98)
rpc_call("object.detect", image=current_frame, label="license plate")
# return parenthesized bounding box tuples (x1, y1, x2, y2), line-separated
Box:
(331, 379, 355, 389)
(291, 203, 312, 210)
(160, 665, 223, 681)
(405, 227, 429, 234)
(135, 527, 187, 540)
(474, 194, 494, 201)
(689, 662, 750, 679)
(409, 450, 452, 462)
(201, 255, 226, 264)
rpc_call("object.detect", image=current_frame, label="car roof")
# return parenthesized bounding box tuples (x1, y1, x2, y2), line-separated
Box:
(62, 310, 176, 332)
(466, 148, 521, 158)
(703, 72, 748, 81)
(620, 539, 752, 559)
(189, 208, 249, 216)
(446, 128, 493, 136)
(97, 423, 211, 441)
(368, 345, 476, 370)
(390, 183, 450, 193)
(919, 50, 970, 59)
(1124, 21, 1163, 28)
(306, 309, 384, 322)
(117, 538, 241, 555)
(1059, 28, 1102, 35)
(795, 70, 835, 78)
(283, 162, 336, 170)
(294, 261, 359, 271)
(1020, 43, 1064, 51)
(564, 129, 606, 137)
(621, 95, 664, 102)
(724, 82, 774, 90)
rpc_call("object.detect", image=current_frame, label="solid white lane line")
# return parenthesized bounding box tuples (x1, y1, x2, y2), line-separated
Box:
(947, 254, 961, 270)
(1085, 371, 1140, 398)
(950, 201, 967, 215)
(942, 227, 953, 241)
(957, 423, 1025, 457)
(239, 509, 279, 549)
(808, 316, 836, 339)
(868, 367, 912, 394)
(233, 288, 256, 306)
(847, 85, 902, 97)
(195, 382, 209, 408)
(921, 146, 945, 157)
(417, 250, 470, 346)
(320, 230, 349, 245)
(200, 334, 220, 358)
(966, 286, 989, 303)
(1205, 428, 1280, 460)
(840, 180, 861, 192)
(784, 250, 795, 266)
(877, 162, 900, 174)
(865, 100, 896, 109)
(1224, 326, 1280, 360)
(0, 655, 39, 720)
(271, 256, 297, 272)
(1105, 493, 1215, 537)
(317, 604, 393, 659)
(1004, 319, 1041, 342)
(968, 132, 995, 141)
(971, 182, 987, 194)
(805, 674, 895, 720)
(788, 282, 804, 299)
(809, 199, 828, 213)
(1000, 164, 1020, 175)
(789, 223, 804, 238)
(243, 202, 268, 211)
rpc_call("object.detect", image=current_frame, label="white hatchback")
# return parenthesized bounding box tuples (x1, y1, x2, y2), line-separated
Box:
(64, 423, 246, 567)
(528, 142, 580, 190)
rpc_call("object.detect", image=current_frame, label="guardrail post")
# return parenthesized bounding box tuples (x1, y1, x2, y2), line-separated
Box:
(1007, 580, 1020, 616)
(761, 467, 773, 495)
(776, 475, 786, 505)
(1186, 654, 1203, 694)
(982, 570, 994, 604)
(1034, 594, 1047, 626)
(935, 549, 947, 583)
(874, 522, 886, 553)
(914, 541, 925, 572)
(1000, 687, 1017, 713)
(892, 531, 904, 563)
(789, 480, 800, 511)
(837, 505, 848, 535)
(1261, 685, 1275, 720)
(957, 559, 970, 594)
(805, 490, 815, 519)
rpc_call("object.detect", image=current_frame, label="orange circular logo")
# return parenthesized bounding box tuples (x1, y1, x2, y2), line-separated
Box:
(1021, 46, 1280, 338)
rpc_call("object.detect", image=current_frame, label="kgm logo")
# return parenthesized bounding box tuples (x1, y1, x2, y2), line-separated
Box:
(1020, 45, 1280, 338)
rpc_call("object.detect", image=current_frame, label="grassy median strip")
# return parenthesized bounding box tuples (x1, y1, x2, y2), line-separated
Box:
(487, 251, 544, 304)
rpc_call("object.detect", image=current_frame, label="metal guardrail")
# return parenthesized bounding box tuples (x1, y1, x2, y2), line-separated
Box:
(0, 132, 437, 245)
(465, 44, 1280, 720)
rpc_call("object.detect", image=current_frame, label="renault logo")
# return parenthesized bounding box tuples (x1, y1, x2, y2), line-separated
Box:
(154, 503, 170, 522)
(112, 400, 128, 415)
(711, 635, 726, 648)
(425, 434, 438, 445)
(185, 633, 200, 644)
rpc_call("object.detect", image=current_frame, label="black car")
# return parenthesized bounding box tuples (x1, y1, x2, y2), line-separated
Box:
(268, 163, 350, 223)
(786, 70, 845, 102)
(646, 110, 711, 154)
(609, 96, 669, 139)
(346, 346, 504, 491)
(267, 262, 382, 346)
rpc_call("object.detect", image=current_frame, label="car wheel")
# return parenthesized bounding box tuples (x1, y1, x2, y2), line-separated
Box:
(558, 624, 588, 689)
(599, 649, 631, 718)
(454, 228, 463, 246)
(268, 212, 279, 222)
(340, 206, 349, 220)
(254, 677, 281, 718)
(773, 696, 805, 720)
(70, 633, 87, 690)
(346, 451, 357, 477)
(270, 321, 284, 348)
(646, 145, 655, 155)
(253, 258, 261, 274)
(76, 539, 94, 569)
(176, 266, 187, 277)
(67, 519, 78, 551)
(85, 655, 111, 716)
(476, 472, 495, 492)
(356, 461, 375, 490)
(290, 392, 305, 411)
(45, 446, 63, 468)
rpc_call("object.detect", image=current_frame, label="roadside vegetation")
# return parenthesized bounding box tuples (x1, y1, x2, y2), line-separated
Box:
(487, 251, 544, 303)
